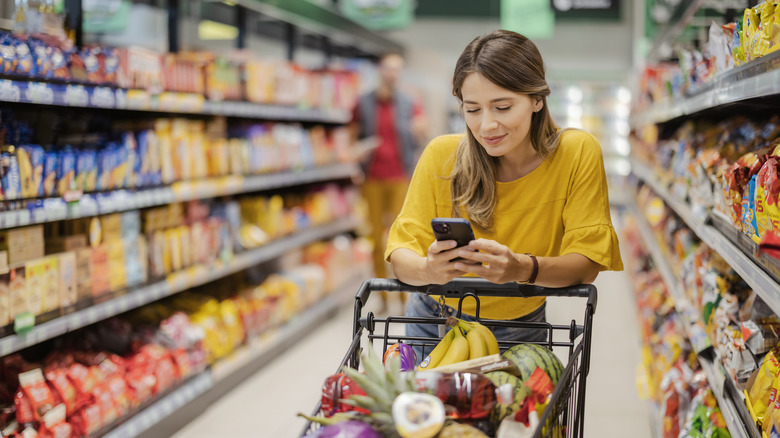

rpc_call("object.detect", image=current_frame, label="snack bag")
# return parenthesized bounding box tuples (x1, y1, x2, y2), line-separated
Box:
(41, 151, 57, 196)
(18, 145, 44, 198)
(757, 158, 780, 236)
(0, 34, 17, 74)
(50, 45, 69, 80)
(44, 368, 77, 415)
(744, 174, 761, 243)
(750, 346, 780, 420)
(13, 37, 33, 76)
(37, 404, 72, 438)
(29, 38, 52, 79)
(57, 146, 76, 196)
(1, 150, 21, 200)
(76, 149, 97, 192)
(18, 369, 56, 421)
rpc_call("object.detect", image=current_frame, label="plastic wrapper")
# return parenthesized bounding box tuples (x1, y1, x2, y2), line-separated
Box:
(760, 230, 780, 261)
(757, 157, 780, 237)
(415, 372, 497, 420)
(320, 372, 369, 417)
(750, 346, 780, 420)
(743, 175, 761, 243)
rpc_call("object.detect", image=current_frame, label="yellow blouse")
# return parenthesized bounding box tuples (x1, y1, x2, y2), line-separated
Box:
(385, 131, 623, 320)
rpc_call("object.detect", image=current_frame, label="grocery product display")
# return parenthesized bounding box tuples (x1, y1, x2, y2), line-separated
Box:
(0, 0, 401, 435)
(630, 2, 780, 435)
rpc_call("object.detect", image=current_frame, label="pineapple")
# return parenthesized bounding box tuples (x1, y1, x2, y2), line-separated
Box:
(301, 347, 417, 437)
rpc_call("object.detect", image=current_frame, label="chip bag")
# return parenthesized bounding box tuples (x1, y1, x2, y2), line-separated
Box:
(750, 346, 780, 420)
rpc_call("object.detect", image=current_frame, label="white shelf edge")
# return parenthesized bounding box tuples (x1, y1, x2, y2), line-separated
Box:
(100, 370, 214, 438)
(632, 50, 780, 127)
(102, 273, 366, 438)
(0, 163, 360, 231)
(631, 159, 780, 317)
(0, 217, 360, 357)
(211, 274, 363, 383)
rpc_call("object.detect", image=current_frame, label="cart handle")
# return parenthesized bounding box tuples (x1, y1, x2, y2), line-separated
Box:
(355, 278, 597, 314)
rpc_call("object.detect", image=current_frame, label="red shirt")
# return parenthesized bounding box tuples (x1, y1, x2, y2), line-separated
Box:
(368, 99, 406, 180)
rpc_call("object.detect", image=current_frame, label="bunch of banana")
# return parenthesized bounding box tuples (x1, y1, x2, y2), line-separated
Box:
(417, 317, 500, 370)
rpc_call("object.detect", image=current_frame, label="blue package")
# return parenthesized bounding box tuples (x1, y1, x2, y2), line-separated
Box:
(77, 149, 98, 192)
(29, 38, 52, 79)
(13, 37, 33, 76)
(41, 151, 57, 196)
(123, 132, 138, 188)
(97, 146, 111, 191)
(1, 151, 21, 200)
(137, 130, 162, 187)
(742, 174, 760, 244)
(57, 146, 76, 195)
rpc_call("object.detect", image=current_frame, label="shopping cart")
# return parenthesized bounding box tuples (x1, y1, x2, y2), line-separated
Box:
(301, 278, 597, 438)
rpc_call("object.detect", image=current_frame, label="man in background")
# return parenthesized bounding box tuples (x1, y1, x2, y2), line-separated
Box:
(352, 51, 427, 311)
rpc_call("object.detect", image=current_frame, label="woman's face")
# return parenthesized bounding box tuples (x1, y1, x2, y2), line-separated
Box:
(461, 72, 540, 158)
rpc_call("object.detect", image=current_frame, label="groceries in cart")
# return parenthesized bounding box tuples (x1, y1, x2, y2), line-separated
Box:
(302, 321, 568, 437)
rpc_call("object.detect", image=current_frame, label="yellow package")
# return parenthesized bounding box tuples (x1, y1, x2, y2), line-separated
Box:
(752, 2, 775, 59)
(751, 346, 780, 420)
(743, 7, 759, 62)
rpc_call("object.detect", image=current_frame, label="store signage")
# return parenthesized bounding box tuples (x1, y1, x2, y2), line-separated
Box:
(550, 0, 620, 20)
(340, 0, 415, 30)
(501, 0, 555, 39)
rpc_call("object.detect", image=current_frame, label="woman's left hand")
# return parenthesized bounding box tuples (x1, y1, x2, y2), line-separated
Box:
(454, 238, 530, 284)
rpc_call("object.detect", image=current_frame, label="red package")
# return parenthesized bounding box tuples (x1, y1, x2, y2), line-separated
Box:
(37, 404, 72, 438)
(320, 372, 369, 417)
(69, 404, 101, 437)
(105, 375, 134, 416)
(514, 368, 555, 426)
(170, 349, 192, 379)
(91, 384, 118, 427)
(66, 364, 98, 409)
(760, 230, 780, 261)
(18, 369, 56, 422)
(124, 368, 155, 405)
(14, 388, 35, 426)
(44, 369, 77, 415)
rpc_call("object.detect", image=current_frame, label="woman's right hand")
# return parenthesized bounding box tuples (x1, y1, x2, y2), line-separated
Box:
(425, 240, 467, 284)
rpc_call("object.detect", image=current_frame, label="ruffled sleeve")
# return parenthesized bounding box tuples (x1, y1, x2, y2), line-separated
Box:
(559, 132, 624, 271)
(561, 224, 623, 271)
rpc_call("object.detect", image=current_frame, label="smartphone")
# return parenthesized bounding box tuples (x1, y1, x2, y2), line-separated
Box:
(431, 218, 475, 248)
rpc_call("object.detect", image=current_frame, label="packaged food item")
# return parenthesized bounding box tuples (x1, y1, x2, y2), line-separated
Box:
(0, 271, 9, 327)
(56, 146, 76, 196)
(70, 46, 102, 84)
(8, 266, 27, 321)
(43, 368, 77, 415)
(57, 252, 77, 310)
(13, 37, 33, 76)
(37, 404, 72, 438)
(320, 372, 370, 417)
(757, 158, 780, 236)
(415, 372, 497, 420)
(100, 47, 119, 86)
(744, 174, 761, 243)
(24, 259, 44, 316)
(0, 149, 21, 200)
(50, 45, 69, 81)
(750, 346, 780, 420)
(41, 150, 57, 196)
(0, 34, 17, 74)
(18, 369, 56, 421)
(29, 38, 52, 79)
(17, 145, 44, 199)
(76, 149, 97, 192)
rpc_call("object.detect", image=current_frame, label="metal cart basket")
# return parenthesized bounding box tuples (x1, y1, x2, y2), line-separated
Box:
(302, 278, 597, 438)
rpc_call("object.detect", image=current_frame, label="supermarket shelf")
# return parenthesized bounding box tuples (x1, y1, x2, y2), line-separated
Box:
(633, 49, 780, 126)
(631, 158, 780, 317)
(630, 200, 753, 438)
(0, 216, 360, 357)
(0, 78, 351, 123)
(107, 274, 364, 438)
(0, 163, 360, 230)
(100, 372, 214, 438)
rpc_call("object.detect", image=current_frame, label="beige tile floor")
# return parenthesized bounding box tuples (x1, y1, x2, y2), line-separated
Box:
(171, 269, 653, 438)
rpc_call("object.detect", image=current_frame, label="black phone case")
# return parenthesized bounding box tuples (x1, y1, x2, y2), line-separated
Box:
(431, 218, 475, 248)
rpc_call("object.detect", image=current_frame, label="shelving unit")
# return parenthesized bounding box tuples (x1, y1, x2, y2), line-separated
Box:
(99, 273, 364, 438)
(631, 159, 780, 316)
(0, 163, 359, 230)
(0, 216, 359, 357)
(629, 200, 755, 438)
(0, 78, 352, 123)
(632, 48, 780, 127)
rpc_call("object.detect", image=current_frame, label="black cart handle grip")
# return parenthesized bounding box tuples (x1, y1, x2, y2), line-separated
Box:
(355, 278, 597, 314)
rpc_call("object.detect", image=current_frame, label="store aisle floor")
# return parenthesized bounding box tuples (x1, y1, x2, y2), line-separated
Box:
(172, 270, 650, 437)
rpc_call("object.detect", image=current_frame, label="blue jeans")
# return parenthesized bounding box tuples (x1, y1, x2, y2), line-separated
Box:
(405, 292, 548, 366)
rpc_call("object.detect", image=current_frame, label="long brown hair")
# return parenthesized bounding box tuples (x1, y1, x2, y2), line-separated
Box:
(450, 30, 563, 230)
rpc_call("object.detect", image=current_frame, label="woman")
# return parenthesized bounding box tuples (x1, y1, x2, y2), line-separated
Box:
(384, 30, 623, 361)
